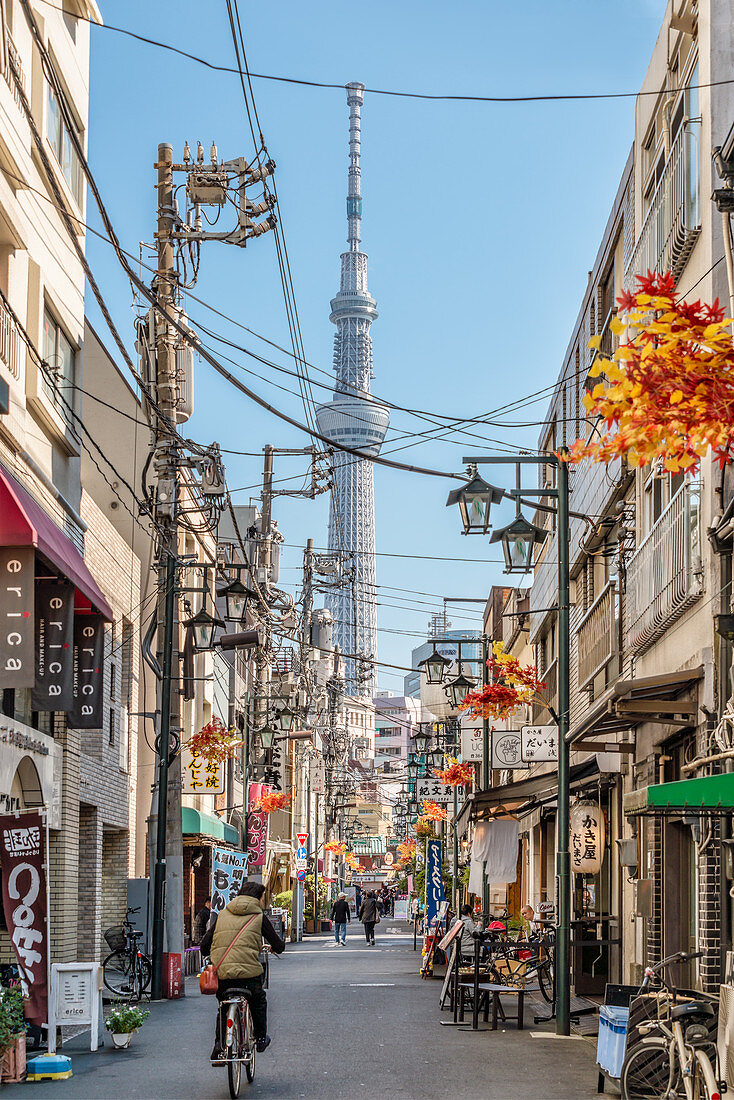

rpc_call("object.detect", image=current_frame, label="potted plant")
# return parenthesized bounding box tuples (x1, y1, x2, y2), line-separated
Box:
(104, 1003, 150, 1049)
(0, 986, 27, 1083)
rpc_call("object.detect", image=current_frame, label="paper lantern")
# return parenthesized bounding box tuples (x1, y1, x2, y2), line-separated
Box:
(570, 801, 605, 875)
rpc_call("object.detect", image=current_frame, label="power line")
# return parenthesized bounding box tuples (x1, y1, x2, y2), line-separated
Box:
(33, 0, 734, 107)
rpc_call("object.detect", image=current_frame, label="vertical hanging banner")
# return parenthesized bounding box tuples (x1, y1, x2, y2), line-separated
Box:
(69, 614, 105, 728)
(425, 838, 445, 925)
(181, 746, 224, 795)
(0, 547, 35, 688)
(211, 846, 249, 916)
(246, 782, 268, 867)
(32, 581, 74, 710)
(0, 812, 48, 1025)
(309, 756, 325, 795)
(267, 736, 286, 793)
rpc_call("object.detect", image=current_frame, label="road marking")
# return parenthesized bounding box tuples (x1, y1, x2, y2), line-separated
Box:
(349, 983, 396, 987)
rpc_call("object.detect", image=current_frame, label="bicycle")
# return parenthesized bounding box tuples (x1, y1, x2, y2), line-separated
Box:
(620, 950, 722, 1100)
(103, 906, 151, 1001)
(217, 989, 256, 1098)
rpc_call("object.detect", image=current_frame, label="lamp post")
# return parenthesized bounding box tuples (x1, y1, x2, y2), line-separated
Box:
(447, 454, 571, 1036)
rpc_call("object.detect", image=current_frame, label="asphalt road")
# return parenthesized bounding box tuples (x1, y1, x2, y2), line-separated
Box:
(10, 920, 600, 1099)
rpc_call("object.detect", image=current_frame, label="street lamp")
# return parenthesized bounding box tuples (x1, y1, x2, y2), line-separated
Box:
(417, 646, 452, 685)
(218, 577, 249, 623)
(446, 468, 504, 535)
(185, 604, 225, 652)
(412, 728, 430, 754)
(490, 512, 548, 573)
(256, 724, 278, 750)
(444, 670, 476, 709)
(427, 749, 444, 771)
(274, 702, 296, 733)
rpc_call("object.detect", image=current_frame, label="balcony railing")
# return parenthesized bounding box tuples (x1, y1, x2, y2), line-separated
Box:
(626, 481, 702, 654)
(0, 292, 22, 379)
(577, 581, 617, 690)
(2, 34, 25, 109)
(625, 124, 700, 285)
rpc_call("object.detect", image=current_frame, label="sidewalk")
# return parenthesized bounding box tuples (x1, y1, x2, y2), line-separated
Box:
(7, 921, 602, 1099)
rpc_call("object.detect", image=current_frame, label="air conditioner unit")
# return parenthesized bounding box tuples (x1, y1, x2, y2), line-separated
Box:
(718, 981, 734, 1088)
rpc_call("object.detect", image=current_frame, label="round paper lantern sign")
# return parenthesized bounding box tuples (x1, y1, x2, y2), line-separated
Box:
(570, 801, 605, 875)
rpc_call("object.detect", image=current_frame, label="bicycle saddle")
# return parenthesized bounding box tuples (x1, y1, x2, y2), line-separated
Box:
(129, 930, 144, 938)
(670, 1000, 715, 1024)
(221, 987, 252, 999)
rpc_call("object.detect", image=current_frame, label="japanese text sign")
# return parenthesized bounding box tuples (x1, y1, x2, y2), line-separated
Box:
(211, 846, 249, 915)
(570, 802, 605, 875)
(460, 720, 483, 763)
(0, 812, 48, 1025)
(416, 777, 452, 804)
(247, 782, 268, 867)
(182, 745, 224, 795)
(521, 724, 558, 763)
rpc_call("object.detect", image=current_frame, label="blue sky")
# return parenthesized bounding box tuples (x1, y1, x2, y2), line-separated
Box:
(85, 0, 666, 690)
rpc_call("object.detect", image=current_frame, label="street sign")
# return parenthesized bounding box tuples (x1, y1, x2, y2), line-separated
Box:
(296, 845, 308, 861)
(296, 868, 306, 882)
(521, 724, 558, 763)
(296, 832, 308, 848)
(416, 777, 452, 804)
(460, 719, 483, 763)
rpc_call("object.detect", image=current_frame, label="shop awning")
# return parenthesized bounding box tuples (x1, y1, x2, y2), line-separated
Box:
(455, 757, 602, 834)
(624, 772, 734, 817)
(0, 465, 113, 620)
(567, 666, 703, 747)
(182, 806, 239, 846)
(352, 836, 386, 855)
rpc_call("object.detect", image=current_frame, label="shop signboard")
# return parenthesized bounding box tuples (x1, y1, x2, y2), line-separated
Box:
(246, 783, 268, 867)
(424, 839, 445, 925)
(309, 757, 325, 794)
(521, 724, 558, 763)
(32, 581, 74, 711)
(460, 719, 483, 763)
(0, 811, 48, 1025)
(491, 730, 528, 770)
(182, 745, 223, 795)
(211, 846, 249, 915)
(416, 777, 452, 804)
(0, 547, 35, 688)
(48, 963, 102, 1054)
(69, 613, 105, 729)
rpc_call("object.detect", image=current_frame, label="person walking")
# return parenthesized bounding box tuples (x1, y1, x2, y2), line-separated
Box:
(360, 890, 379, 945)
(331, 893, 350, 946)
(192, 895, 212, 944)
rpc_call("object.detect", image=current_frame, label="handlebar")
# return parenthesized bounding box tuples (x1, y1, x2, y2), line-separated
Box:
(127, 906, 141, 914)
(642, 950, 705, 988)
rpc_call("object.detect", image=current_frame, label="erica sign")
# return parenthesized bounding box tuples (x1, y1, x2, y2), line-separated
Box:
(32, 581, 74, 710)
(69, 614, 105, 729)
(0, 547, 34, 688)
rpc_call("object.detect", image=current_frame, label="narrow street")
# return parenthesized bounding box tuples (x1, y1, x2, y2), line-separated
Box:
(11, 921, 598, 1100)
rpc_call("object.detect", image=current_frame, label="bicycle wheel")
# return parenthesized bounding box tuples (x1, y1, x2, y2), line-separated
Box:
(135, 954, 152, 1000)
(692, 1048, 719, 1100)
(621, 1038, 674, 1099)
(243, 1001, 256, 1084)
(103, 950, 136, 997)
(537, 959, 553, 1002)
(227, 1004, 241, 1099)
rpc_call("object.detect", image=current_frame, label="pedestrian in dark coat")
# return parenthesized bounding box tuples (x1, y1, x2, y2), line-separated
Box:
(359, 891, 379, 945)
(330, 893, 351, 945)
(192, 896, 212, 944)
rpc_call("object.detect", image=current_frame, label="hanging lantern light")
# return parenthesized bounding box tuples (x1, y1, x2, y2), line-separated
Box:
(275, 702, 296, 733)
(412, 727, 431, 754)
(446, 469, 504, 535)
(417, 646, 452, 685)
(185, 605, 225, 651)
(490, 513, 548, 574)
(257, 724, 278, 751)
(218, 577, 250, 623)
(569, 800, 606, 875)
(444, 670, 476, 710)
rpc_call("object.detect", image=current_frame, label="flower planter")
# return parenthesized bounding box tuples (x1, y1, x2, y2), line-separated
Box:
(1, 1033, 26, 1083)
(110, 1032, 132, 1050)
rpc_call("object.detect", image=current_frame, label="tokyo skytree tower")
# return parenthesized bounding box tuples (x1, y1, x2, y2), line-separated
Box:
(316, 82, 389, 696)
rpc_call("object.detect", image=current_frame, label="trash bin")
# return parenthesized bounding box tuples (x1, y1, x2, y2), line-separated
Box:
(596, 1004, 630, 1079)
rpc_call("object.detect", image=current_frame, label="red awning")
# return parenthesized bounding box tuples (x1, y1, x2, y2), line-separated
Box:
(0, 466, 113, 620)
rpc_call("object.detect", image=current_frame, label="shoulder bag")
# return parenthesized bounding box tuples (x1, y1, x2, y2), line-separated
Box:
(199, 912, 259, 995)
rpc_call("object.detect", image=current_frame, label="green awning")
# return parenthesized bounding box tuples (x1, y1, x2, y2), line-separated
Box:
(624, 772, 734, 817)
(182, 806, 240, 846)
(352, 836, 386, 855)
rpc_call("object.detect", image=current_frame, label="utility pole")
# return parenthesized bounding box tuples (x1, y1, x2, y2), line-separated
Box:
(150, 143, 183, 1001)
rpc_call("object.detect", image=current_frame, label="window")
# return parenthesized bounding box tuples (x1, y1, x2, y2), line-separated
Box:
(42, 309, 76, 423)
(62, 5, 78, 41)
(46, 85, 83, 206)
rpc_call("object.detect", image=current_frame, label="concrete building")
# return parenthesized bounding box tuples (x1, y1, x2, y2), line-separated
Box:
(374, 693, 423, 773)
(460, 0, 734, 998)
(0, 0, 148, 967)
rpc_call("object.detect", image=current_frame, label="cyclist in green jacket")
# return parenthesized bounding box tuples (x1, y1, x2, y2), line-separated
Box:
(200, 881, 285, 1061)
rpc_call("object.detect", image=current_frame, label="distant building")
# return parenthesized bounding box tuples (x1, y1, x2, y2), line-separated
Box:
(374, 694, 423, 772)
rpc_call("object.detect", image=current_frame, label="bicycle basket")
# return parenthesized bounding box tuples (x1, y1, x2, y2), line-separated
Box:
(104, 925, 126, 952)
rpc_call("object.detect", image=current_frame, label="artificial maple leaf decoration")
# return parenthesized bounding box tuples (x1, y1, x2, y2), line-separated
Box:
(420, 800, 448, 821)
(566, 271, 734, 471)
(185, 716, 243, 763)
(434, 757, 474, 787)
(324, 841, 347, 855)
(253, 790, 290, 813)
(460, 641, 548, 722)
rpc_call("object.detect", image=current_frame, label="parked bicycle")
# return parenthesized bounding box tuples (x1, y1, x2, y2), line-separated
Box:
(620, 949, 721, 1100)
(102, 906, 151, 1001)
(217, 988, 257, 1097)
